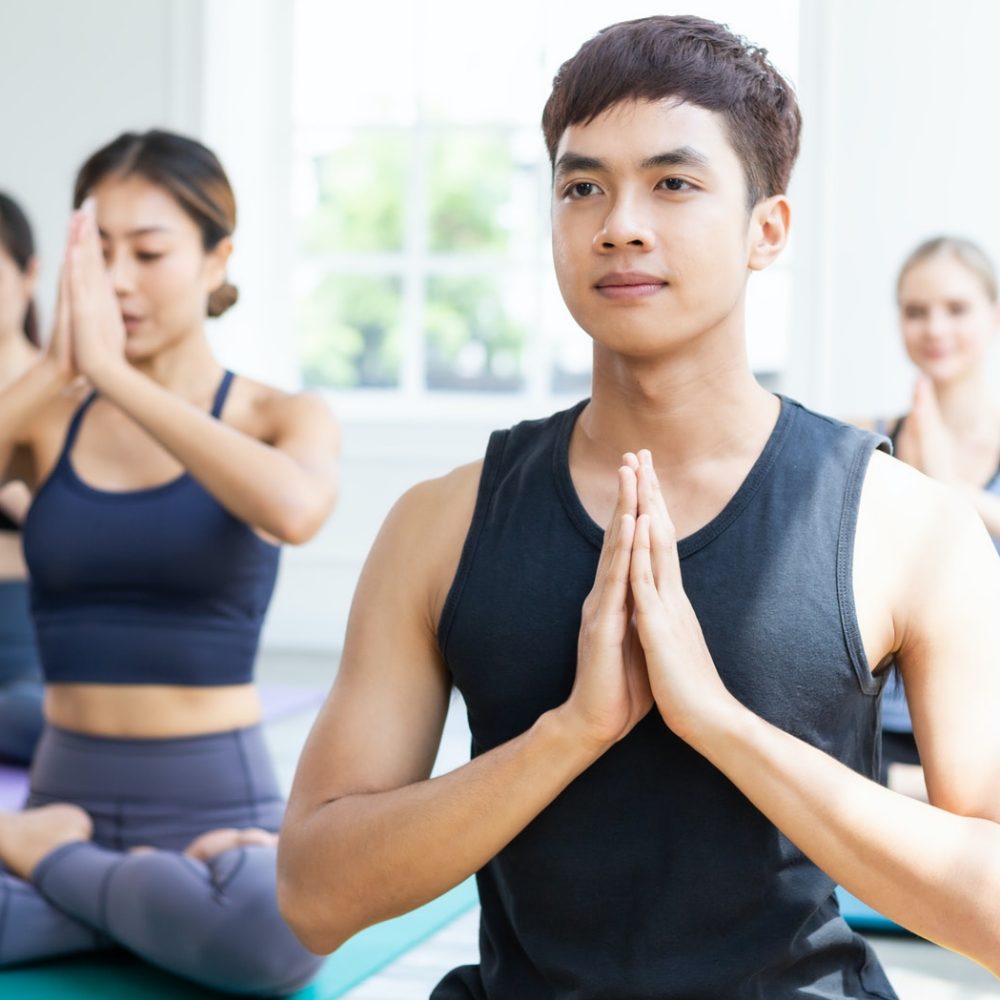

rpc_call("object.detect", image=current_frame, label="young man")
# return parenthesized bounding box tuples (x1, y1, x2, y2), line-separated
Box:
(278, 16, 1000, 997)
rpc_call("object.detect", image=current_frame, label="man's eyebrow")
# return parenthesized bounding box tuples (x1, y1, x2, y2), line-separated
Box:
(640, 147, 710, 170)
(554, 146, 711, 177)
(554, 153, 607, 177)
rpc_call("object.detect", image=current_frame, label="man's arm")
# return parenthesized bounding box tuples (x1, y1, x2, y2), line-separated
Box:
(628, 449, 1000, 974)
(277, 462, 651, 954)
(956, 485, 1000, 543)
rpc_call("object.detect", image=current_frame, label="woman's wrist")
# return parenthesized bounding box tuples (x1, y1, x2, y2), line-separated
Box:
(84, 355, 135, 398)
(36, 353, 77, 395)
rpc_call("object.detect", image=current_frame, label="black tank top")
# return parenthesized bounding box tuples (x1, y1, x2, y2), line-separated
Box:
(433, 396, 898, 1000)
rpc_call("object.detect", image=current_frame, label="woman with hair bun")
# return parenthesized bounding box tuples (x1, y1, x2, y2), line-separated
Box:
(864, 236, 1000, 800)
(0, 131, 337, 994)
(0, 192, 45, 764)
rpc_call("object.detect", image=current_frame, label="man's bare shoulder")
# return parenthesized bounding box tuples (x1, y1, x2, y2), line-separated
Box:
(388, 460, 484, 540)
(862, 449, 980, 544)
(854, 450, 997, 672)
(859, 450, 997, 624)
(370, 460, 486, 630)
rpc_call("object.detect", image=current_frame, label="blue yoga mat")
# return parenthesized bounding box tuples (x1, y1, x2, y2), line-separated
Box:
(0, 878, 479, 998)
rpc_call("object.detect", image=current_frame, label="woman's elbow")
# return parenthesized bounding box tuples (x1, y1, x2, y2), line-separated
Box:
(274, 488, 338, 545)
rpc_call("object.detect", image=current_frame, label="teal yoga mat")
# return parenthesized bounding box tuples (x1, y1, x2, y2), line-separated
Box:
(0, 879, 479, 998)
(836, 886, 908, 934)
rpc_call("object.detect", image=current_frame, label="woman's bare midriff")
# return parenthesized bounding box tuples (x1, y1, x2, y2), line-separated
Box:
(44, 683, 262, 738)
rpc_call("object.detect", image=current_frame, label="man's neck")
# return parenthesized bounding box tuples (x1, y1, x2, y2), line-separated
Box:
(580, 341, 777, 475)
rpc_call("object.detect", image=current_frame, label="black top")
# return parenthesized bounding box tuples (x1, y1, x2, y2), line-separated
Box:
(433, 397, 898, 1000)
(0, 508, 18, 532)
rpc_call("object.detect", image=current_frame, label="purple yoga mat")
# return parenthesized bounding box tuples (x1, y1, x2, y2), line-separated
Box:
(0, 763, 28, 811)
(258, 682, 326, 722)
(0, 684, 324, 813)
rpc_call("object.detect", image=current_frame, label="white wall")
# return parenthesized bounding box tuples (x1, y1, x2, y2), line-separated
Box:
(4, 0, 1000, 653)
(790, 0, 1000, 418)
(0, 0, 204, 306)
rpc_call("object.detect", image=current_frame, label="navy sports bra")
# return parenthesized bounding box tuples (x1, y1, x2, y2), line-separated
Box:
(22, 371, 280, 686)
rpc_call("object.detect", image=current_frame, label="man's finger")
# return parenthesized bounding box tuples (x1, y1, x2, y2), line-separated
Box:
(594, 464, 636, 581)
(636, 452, 681, 594)
(595, 512, 635, 621)
(629, 513, 659, 614)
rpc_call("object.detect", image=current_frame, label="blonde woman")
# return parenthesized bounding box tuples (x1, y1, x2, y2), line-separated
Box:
(863, 236, 1000, 799)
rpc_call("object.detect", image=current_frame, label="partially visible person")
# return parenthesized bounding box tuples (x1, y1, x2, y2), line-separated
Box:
(859, 236, 1000, 800)
(0, 131, 339, 994)
(0, 193, 44, 765)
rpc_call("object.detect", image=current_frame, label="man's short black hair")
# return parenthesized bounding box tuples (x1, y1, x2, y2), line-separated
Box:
(542, 15, 802, 208)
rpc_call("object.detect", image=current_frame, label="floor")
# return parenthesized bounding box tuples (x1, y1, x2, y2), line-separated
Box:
(259, 649, 1000, 1000)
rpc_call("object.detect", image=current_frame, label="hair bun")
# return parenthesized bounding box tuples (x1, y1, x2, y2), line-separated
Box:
(207, 281, 239, 318)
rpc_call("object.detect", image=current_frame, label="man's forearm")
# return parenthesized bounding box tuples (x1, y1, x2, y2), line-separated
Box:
(278, 705, 603, 954)
(696, 704, 1000, 973)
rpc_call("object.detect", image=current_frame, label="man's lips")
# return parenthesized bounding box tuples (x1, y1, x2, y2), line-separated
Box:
(594, 272, 668, 300)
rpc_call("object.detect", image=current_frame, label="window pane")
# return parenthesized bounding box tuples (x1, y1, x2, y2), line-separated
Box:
(299, 274, 403, 389)
(418, 0, 545, 124)
(294, 0, 417, 126)
(289, 0, 798, 402)
(429, 132, 539, 254)
(425, 276, 528, 392)
(299, 133, 408, 255)
(544, 272, 592, 395)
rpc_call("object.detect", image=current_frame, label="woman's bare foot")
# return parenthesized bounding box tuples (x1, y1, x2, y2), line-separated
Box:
(183, 826, 278, 861)
(0, 804, 93, 880)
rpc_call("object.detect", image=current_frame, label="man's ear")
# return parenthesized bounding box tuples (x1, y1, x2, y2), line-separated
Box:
(747, 195, 790, 272)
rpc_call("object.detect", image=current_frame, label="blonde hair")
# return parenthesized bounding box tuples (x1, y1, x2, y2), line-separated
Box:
(897, 236, 997, 304)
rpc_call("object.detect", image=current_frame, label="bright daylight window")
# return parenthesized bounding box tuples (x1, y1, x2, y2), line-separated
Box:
(291, 0, 798, 404)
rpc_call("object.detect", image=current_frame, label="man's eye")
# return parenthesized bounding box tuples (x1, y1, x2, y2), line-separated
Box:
(661, 177, 688, 192)
(568, 182, 599, 198)
(137, 252, 164, 263)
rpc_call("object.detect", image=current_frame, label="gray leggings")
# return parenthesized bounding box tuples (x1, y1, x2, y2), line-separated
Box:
(0, 724, 324, 995)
